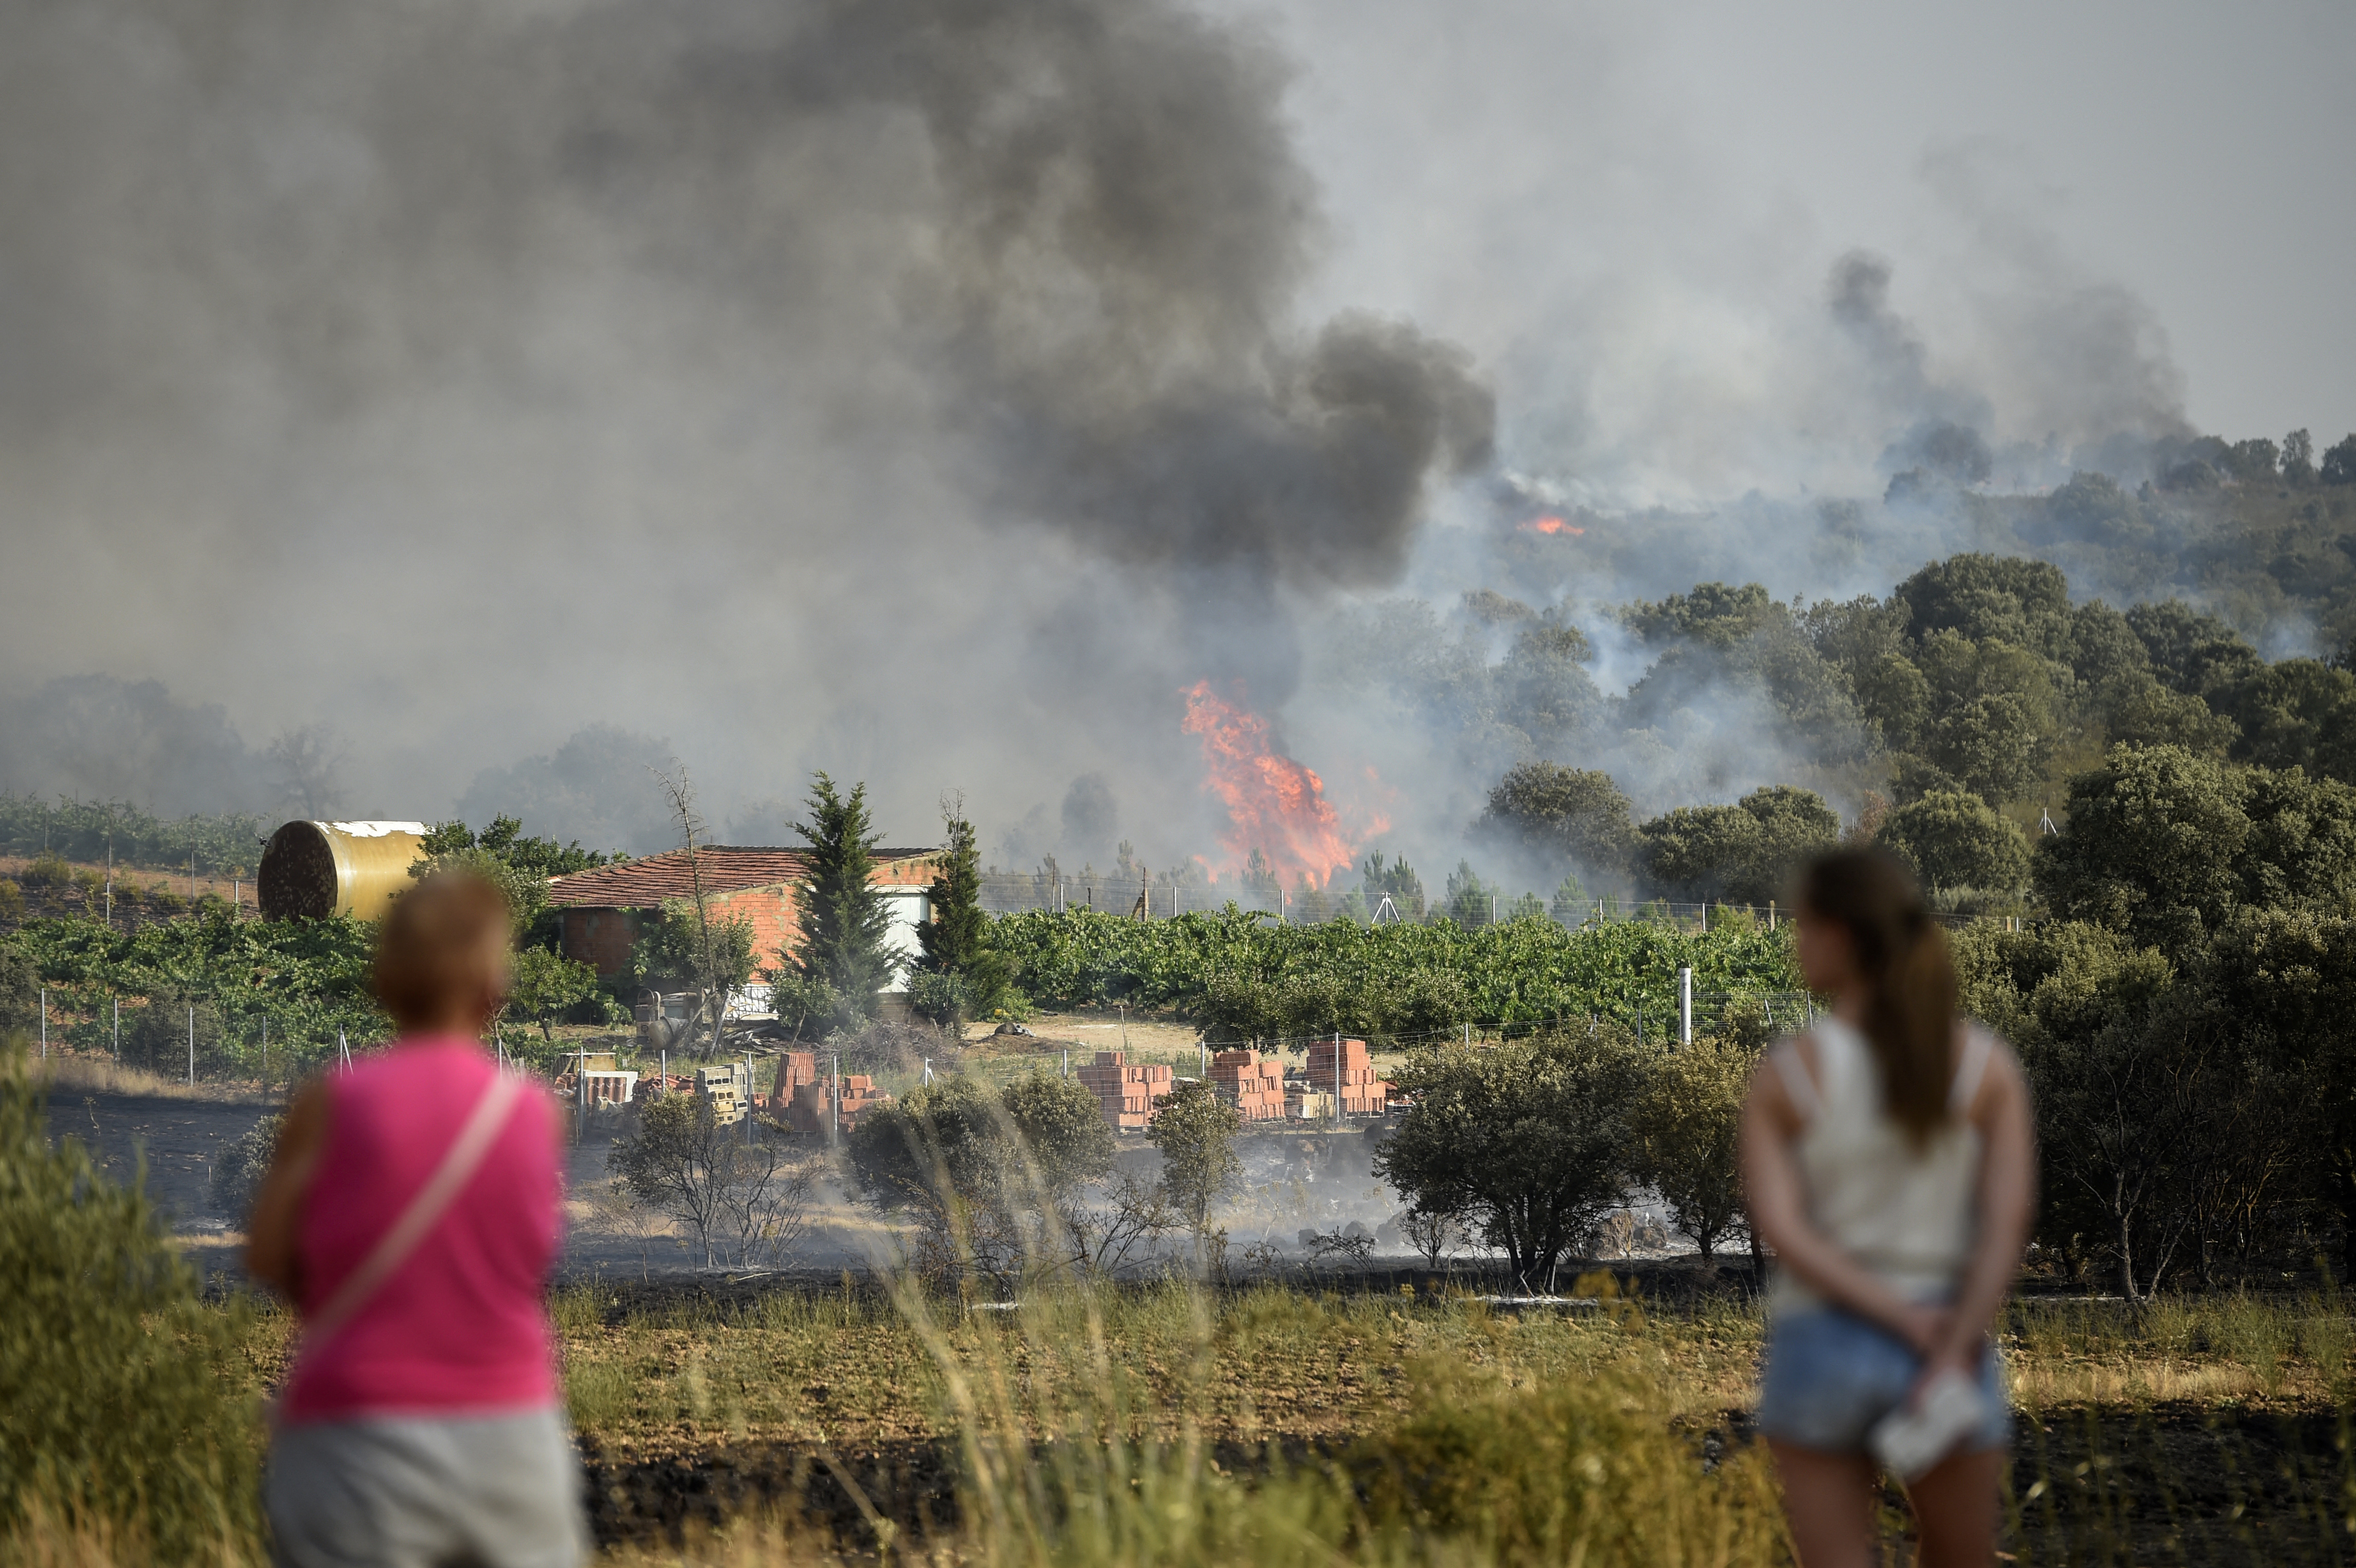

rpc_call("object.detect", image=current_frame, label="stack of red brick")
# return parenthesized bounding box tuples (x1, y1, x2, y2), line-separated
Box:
(783, 1068, 891, 1134)
(1075, 1050, 1173, 1129)
(1208, 1049, 1287, 1121)
(769, 1051, 822, 1113)
(1303, 1037, 1392, 1116)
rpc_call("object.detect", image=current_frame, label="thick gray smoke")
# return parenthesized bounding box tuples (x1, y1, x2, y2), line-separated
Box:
(0, 0, 1487, 855)
(0, 0, 2311, 890)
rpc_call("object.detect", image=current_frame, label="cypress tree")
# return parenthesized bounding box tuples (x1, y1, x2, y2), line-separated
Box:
(914, 804, 1012, 1020)
(788, 773, 893, 1030)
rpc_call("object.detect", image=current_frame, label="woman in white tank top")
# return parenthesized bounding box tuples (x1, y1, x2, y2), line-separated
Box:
(1741, 849, 2035, 1568)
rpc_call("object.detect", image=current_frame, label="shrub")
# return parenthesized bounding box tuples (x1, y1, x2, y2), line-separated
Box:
(0, 1050, 264, 1558)
(209, 1112, 283, 1224)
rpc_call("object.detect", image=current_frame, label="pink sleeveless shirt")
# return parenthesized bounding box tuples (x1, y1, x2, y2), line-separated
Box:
(278, 1038, 564, 1425)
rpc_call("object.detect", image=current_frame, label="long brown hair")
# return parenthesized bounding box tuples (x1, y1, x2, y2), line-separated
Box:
(1797, 847, 1958, 1144)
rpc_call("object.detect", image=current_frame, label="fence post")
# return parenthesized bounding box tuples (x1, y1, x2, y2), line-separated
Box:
(187, 1004, 195, 1085)
(261, 1016, 268, 1093)
(1678, 967, 1693, 1047)
(38, 988, 44, 1060)
(112, 996, 119, 1061)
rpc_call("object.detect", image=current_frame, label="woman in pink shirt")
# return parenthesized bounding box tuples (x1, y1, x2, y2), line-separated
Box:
(248, 870, 586, 1568)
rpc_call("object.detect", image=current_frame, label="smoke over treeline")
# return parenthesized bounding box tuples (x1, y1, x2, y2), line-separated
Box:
(0, 0, 2346, 882)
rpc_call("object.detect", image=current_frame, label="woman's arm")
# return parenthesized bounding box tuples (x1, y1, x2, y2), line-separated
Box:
(244, 1079, 331, 1302)
(1924, 1039, 2035, 1375)
(1740, 1040, 1948, 1351)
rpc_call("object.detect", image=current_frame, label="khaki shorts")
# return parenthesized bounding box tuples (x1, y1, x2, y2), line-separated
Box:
(266, 1406, 589, 1568)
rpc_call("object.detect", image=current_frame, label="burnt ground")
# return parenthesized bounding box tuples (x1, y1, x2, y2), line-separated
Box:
(575, 1404, 2356, 1563)
(42, 1084, 275, 1228)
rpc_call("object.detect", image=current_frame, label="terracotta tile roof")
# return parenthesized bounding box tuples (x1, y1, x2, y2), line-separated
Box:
(545, 845, 936, 909)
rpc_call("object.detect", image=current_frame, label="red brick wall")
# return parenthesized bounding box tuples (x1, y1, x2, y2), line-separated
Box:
(559, 859, 939, 981)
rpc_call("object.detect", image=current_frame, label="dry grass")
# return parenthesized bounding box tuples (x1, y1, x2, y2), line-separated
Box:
(33, 1054, 267, 1103)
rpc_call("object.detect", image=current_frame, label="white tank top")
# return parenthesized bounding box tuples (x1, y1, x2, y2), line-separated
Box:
(1768, 1015, 1994, 1316)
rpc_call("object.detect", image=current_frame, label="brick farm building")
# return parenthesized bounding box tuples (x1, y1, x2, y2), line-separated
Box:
(543, 845, 940, 992)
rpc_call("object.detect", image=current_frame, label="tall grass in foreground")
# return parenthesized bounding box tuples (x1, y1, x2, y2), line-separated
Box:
(0, 1047, 266, 1565)
(596, 1280, 1787, 1567)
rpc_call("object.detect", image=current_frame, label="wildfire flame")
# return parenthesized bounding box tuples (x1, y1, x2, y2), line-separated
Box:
(1181, 681, 1387, 888)
(1520, 514, 1585, 536)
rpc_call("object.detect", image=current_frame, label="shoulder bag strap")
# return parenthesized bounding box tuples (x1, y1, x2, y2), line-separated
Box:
(304, 1070, 526, 1348)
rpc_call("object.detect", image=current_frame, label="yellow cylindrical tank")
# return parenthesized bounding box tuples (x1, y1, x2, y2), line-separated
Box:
(258, 820, 429, 922)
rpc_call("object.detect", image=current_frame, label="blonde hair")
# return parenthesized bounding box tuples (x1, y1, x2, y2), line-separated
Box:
(372, 870, 513, 1032)
(1797, 847, 1958, 1145)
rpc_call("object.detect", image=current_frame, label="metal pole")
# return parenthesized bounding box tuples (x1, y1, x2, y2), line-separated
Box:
(1462, 1021, 1470, 1049)
(112, 997, 119, 1061)
(1333, 1030, 1341, 1125)
(187, 1005, 195, 1085)
(1678, 967, 1693, 1047)
(261, 1016, 267, 1091)
(39, 989, 46, 1059)
(832, 1052, 840, 1138)
(339, 1028, 350, 1069)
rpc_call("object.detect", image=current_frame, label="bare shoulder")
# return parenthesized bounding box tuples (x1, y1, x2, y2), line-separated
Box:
(1963, 1024, 2025, 1123)
(1747, 1031, 1818, 1128)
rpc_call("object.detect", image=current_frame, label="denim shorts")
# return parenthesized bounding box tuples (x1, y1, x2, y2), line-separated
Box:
(1756, 1306, 2010, 1454)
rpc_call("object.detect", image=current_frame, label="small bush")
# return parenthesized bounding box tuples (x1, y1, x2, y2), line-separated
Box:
(208, 1113, 283, 1224)
(18, 855, 71, 891)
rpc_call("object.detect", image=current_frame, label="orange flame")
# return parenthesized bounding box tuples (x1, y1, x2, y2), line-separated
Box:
(1520, 514, 1585, 536)
(1181, 681, 1387, 888)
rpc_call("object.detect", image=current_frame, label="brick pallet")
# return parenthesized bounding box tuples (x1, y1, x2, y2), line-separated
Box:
(1075, 1050, 1174, 1129)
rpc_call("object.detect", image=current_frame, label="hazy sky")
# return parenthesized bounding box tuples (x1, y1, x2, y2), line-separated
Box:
(1253, 0, 2355, 446)
(2, 0, 2348, 860)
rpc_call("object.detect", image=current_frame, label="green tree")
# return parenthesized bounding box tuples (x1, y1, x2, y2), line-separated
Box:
(507, 946, 603, 1042)
(1444, 860, 1497, 927)
(1376, 1030, 1643, 1283)
(1896, 552, 2075, 665)
(1636, 786, 1839, 906)
(630, 898, 757, 997)
(1148, 1079, 1242, 1240)
(1476, 763, 1638, 881)
(784, 773, 894, 1035)
(2035, 745, 2252, 957)
(2322, 434, 2356, 486)
(1916, 632, 2061, 802)
(1629, 1033, 1752, 1263)
(911, 802, 1012, 1024)
(1876, 790, 2032, 893)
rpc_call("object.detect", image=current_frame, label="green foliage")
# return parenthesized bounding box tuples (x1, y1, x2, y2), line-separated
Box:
(1630, 1033, 1754, 1261)
(1441, 860, 1495, 926)
(988, 907, 1798, 1041)
(1635, 785, 1839, 905)
(417, 813, 613, 879)
(0, 1052, 264, 1557)
(1148, 1078, 1241, 1234)
(1877, 789, 2032, 892)
(630, 897, 757, 995)
(207, 1112, 283, 1222)
(2034, 744, 2356, 959)
(783, 773, 893, 1034)
(10, 910, 386, 1078)
(0, 793, 271, 877)
(1476, 762, 1638, 881)
(608, 1092, 815, 1270)
(1358, 854, 1425, 915)
(122, 996, 225, 1079)
(1377, 1029, 1645, 1280)
(507, 945, 604, 1040)
(0, 942, 34, 1034)
(913, 807, 1010, 1024)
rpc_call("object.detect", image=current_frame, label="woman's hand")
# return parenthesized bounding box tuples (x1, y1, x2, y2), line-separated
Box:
(1895, 1302, 1953, 1358)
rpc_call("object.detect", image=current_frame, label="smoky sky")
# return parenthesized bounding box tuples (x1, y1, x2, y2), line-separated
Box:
(2, 0, 2347, 875)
